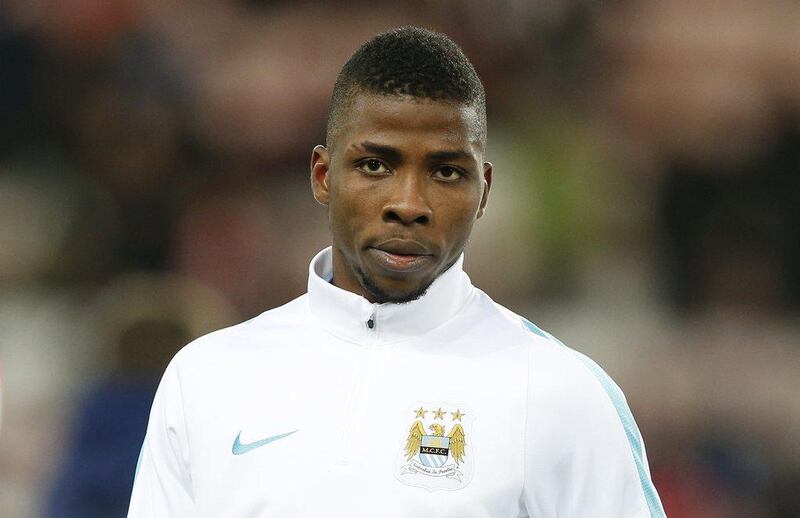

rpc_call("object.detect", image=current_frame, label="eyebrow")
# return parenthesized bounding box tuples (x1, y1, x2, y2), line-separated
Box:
(354, 141, 473, 164)
(426, 150, 473, 162)
(357, 141, 403, 163)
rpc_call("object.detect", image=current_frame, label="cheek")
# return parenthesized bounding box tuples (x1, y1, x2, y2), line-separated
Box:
(329, 201, 356, 240)
(328, 183, 375, 243)
(438, 188, 482, 223)
(436, 197, 481, 244)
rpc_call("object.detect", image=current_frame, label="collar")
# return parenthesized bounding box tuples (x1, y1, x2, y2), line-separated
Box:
(307, 247, 474, 344)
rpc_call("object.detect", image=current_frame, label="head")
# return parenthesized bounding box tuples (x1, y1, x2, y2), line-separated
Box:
(311, 27, 491, 303)
(429, 423, 446, 437)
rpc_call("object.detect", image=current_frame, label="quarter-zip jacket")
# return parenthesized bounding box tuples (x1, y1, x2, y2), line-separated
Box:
(129, 247, 665, 517)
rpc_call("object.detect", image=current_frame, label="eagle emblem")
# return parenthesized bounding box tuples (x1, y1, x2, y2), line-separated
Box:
(404, 421, 466, 467)
(395, 404, 474, 491)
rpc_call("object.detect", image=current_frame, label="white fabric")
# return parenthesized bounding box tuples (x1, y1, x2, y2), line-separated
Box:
(129, 247, 663, 517)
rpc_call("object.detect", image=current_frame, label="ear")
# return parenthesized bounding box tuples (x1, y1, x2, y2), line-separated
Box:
(310, 145, 331, 205)
(477, 161, 492, 219)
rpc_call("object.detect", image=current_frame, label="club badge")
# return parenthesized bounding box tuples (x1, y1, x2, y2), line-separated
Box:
(395, 403, 474, 491)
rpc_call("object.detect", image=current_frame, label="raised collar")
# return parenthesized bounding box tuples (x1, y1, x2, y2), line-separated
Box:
(307, 247, 474, 345)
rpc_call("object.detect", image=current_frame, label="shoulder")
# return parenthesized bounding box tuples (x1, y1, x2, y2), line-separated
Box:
(168, 294, 310, 371)
(461, 290, 586, 365)
(450, 288, 551, 348)
(514, 309, 664, 517)
(511, 312, 641, 458)
(520, 315, 627, 413)
(477, 294, 629, 417)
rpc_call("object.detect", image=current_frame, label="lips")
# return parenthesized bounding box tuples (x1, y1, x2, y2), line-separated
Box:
(368, 239, 434, 274)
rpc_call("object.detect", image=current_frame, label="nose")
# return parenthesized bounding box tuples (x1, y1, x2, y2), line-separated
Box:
(382, 173, 432, 226)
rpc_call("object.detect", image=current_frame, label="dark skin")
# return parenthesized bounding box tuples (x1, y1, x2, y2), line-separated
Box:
(310, 93, 492, 303)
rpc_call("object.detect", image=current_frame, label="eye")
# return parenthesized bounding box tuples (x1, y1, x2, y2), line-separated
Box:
(432, 166, 464, 182)
(357, 159, 389, 175)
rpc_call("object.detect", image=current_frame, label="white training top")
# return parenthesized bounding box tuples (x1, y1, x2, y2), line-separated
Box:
(129, 248, 666, 517)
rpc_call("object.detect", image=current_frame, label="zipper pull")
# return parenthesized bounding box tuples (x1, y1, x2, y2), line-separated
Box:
(366, 312, 375, 330)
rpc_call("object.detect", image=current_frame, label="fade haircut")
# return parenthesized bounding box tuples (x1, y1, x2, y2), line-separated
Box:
(326, 27, 486, 148)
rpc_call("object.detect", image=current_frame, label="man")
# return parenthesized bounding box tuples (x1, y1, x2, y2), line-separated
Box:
(129, 27, 666, 517)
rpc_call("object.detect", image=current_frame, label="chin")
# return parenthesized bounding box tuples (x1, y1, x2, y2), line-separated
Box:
(358, 269, 432, 304)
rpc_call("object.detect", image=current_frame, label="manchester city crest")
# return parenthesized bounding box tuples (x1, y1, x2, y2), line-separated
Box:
(395, 403, 474, 491)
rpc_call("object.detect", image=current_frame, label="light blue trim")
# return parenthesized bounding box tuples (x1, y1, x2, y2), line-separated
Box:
(134, 442, 144, 481)
(570, 350, 666, 517)
(520, 318, 549, 339)
(521, 318, 666, 518)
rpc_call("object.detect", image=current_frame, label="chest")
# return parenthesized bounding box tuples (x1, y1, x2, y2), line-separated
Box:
(182, 342, 529, 517)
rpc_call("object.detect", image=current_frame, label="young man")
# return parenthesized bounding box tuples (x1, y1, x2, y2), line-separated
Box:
(129, 27, 666, 517)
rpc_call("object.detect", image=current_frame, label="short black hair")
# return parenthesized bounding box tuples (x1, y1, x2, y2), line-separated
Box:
(326, 26, 486, 147)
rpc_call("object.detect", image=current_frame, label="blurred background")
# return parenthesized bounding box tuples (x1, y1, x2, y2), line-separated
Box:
(1, 0, 798, 516)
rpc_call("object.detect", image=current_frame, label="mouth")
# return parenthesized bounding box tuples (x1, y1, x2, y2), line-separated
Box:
(367, 240, 435, 274)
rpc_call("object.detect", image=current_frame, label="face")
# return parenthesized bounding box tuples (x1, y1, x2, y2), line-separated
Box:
(311, 94, 492, 303)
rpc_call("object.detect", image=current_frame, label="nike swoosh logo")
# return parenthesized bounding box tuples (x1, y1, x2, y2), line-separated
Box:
(231, 429, 298, 455)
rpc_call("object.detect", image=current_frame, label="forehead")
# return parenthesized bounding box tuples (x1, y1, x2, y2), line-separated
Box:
(334, 94, 484, 154)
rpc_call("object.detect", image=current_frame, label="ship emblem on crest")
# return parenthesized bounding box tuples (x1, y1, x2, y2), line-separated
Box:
(395, 404, 474, 491)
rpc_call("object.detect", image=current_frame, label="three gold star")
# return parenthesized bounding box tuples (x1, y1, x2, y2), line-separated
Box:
(413, 407, 466, 421)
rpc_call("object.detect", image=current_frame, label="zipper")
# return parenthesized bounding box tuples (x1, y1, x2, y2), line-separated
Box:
(333, 304, 379, 468)
(333, 349, 365, 467)
(366, 307, 376, 332)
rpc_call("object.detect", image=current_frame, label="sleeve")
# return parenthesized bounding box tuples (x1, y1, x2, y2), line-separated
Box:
(128, 358, 196, 517)
(522, 347, 666, 518)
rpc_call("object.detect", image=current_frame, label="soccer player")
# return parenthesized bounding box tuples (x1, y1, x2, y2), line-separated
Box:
(129, 27, 666, 517)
